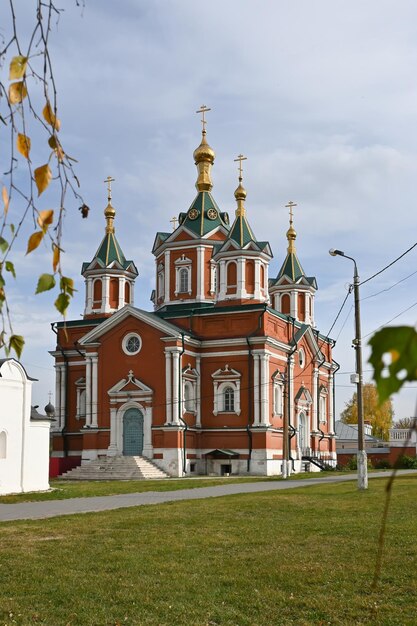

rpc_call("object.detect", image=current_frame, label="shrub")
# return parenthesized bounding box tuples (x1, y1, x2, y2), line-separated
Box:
(344, 456, 373, 471)
(395, 454, 417, 469)
(373, 459, 392, 469)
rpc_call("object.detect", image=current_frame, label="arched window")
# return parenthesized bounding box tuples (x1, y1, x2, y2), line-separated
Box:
(93, 279, 102, 309)
(125, 281, 130, 304)
(246, 261, 255, 293)
(184, 382, 194, 412)
(281, 294, 290, 314)
(260, 264, 265, 289)
(179, 268, 189, 293)
(227, 262, 237, 286)
(79, 390, 86, 417)
(0, 431, 6, 459)
(274, 384, 283, 415)
(298, 293, 305, 321)
(224, 386, 235, 412)
(109, 278, 119, 308)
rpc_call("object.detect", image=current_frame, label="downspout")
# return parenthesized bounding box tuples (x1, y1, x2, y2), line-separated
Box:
(177, 332, 187, 474)
(51, 322, 68, 457)
(287, 317, 298, 472)
(332, 352, 340, 435)
(245, 304, 267, 472)
(315, 335, 326, 454)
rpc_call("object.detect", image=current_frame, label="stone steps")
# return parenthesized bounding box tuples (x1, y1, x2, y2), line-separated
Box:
(60, 455, 170, 480)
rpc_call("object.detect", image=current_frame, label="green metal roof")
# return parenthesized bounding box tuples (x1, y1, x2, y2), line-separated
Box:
(277, 251, 306, 282)
(227, 213, 257, 247)
(180, 191, 229, 237)
(82, 232, 137, 274)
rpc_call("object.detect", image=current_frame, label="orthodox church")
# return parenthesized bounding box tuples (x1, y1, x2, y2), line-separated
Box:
(50, 110, 337, 477)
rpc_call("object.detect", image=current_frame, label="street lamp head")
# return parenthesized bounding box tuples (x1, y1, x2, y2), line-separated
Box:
(329, 248, 345, 257)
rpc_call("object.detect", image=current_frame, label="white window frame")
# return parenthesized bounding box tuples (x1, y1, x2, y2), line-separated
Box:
(75, 378, 86, 420)
(174, 255, 192, 296)
(212, 365, 241, 416)
(122, 332, 142, 356)
(319, 386, 328, 424)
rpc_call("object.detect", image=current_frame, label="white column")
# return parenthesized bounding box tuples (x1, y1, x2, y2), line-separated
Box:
(260, 353, 270, 426)
(290, 292, 298, 319)
(312, 367, 318, 431)
(91, 355, 98, 428)
(85, 279, 93, 315)
(143, 406, 153, 457)
(196, 355, 201, 427)
(108, 407, 118, 455)
(102, 276, 110, 312)
(254, 259, 261, 299)
(289, 356, 295, 431)
(328, 372, 334, 433)
(218, 260, 226, 300)
(172, 351, 180, 425)
(197, 246, 205, 301)
(164, 250, 170, 302)
(129, 280, 135, 306)
(237, 258, 246, 298)
(59, 364, 66, 430)
(165, 351, 172, 424)
(118, 277, 126, 308)
(85, 356, 92, 427)
(54, 365, 61, 431)
(253, 354, 260, 426)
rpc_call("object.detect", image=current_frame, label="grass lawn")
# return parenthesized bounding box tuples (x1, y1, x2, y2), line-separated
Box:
(0, 471, 355, 504)
(0, 476, 416, 625)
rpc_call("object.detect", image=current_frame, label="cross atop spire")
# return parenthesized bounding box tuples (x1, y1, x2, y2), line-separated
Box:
(170, 216, 178, 231)
(104, 175, 115, 203)
(196, 105, 211, 134)
(234, 154, 247, 181)
(285, 200, 297, 225)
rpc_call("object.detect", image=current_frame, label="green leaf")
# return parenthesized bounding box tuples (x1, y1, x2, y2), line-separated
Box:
(0, 237, 8, 254)
(10, 223, 15, 235)
(368, 326, 417, 404)
(9, 334, 25, 359)
(35, 273, 56, 294)
(5, 261, 15, 278)
(54, 292, 70, 316)
(60, 275, 76, 296)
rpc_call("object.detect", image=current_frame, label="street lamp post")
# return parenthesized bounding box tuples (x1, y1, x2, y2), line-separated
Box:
(329, 248, 368, 490)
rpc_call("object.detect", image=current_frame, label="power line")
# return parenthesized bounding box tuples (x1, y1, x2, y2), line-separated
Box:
(360, 241, 417, 286)
(361, 268, 417, 301)
(335, 305, 353, 341)
(362, 300, 417, 339)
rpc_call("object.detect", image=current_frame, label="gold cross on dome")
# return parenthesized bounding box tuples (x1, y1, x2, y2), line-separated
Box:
(170, 216, 178, 230)
(104, 175, 115, 202)
(285, 200, 297, 224)
(196, 105, 211, 133)
(234, 154, 247, 180)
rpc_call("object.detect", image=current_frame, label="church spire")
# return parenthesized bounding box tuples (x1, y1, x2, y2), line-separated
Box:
(285, 200, 297, 254)
(193, 105, 215, 192)
(234, 154, 247, 217)
(104, 175, 116, 234)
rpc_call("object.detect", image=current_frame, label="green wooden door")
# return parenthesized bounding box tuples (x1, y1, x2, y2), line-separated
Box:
(123, 408, 144, 456)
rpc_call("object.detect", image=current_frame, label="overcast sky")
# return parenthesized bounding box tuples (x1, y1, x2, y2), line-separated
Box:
(3, 0, 417, 421)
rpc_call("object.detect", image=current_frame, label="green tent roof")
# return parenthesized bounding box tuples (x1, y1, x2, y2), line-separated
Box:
(82, 232, 137, 274)
(180, 191, 229, 237)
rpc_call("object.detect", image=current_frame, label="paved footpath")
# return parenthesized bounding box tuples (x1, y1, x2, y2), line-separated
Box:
(1, 470, 416, 522)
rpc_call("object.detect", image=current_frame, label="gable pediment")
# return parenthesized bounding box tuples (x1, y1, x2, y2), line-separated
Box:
(108, 370, 153, 397)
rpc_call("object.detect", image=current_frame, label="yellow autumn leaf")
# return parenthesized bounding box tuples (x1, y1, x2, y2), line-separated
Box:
(37, 209, 54, 232)
(17, 133, 31, 159)
(34, 164, 52, 196)
(8, 81, 28, 104)
(52, 244, 60, 272)
(9, 55, 28, 80)
(2, 187, 9, 215)
(26, 230, 44, 255)
(48, 135, 65, 161)
(43, 102, 61, 131)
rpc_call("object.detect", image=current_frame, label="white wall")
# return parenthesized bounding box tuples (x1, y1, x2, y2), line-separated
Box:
(0, 359, 51, 495)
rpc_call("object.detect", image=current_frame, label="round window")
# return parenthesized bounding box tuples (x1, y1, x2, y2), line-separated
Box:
(122, 333, 142, 355)
(298, 348, 305, 369)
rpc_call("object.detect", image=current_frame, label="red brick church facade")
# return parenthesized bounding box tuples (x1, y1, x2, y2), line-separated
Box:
(50, 119, 337, 477)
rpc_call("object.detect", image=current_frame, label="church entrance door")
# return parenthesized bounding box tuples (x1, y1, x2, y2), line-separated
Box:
(123, 408, 144, 456)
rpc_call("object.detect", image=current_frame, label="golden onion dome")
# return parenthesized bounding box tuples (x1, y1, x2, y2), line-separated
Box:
(234, 181, 247, 201)
(104, 202, 116, 220)
(193, 132, 215, 164)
